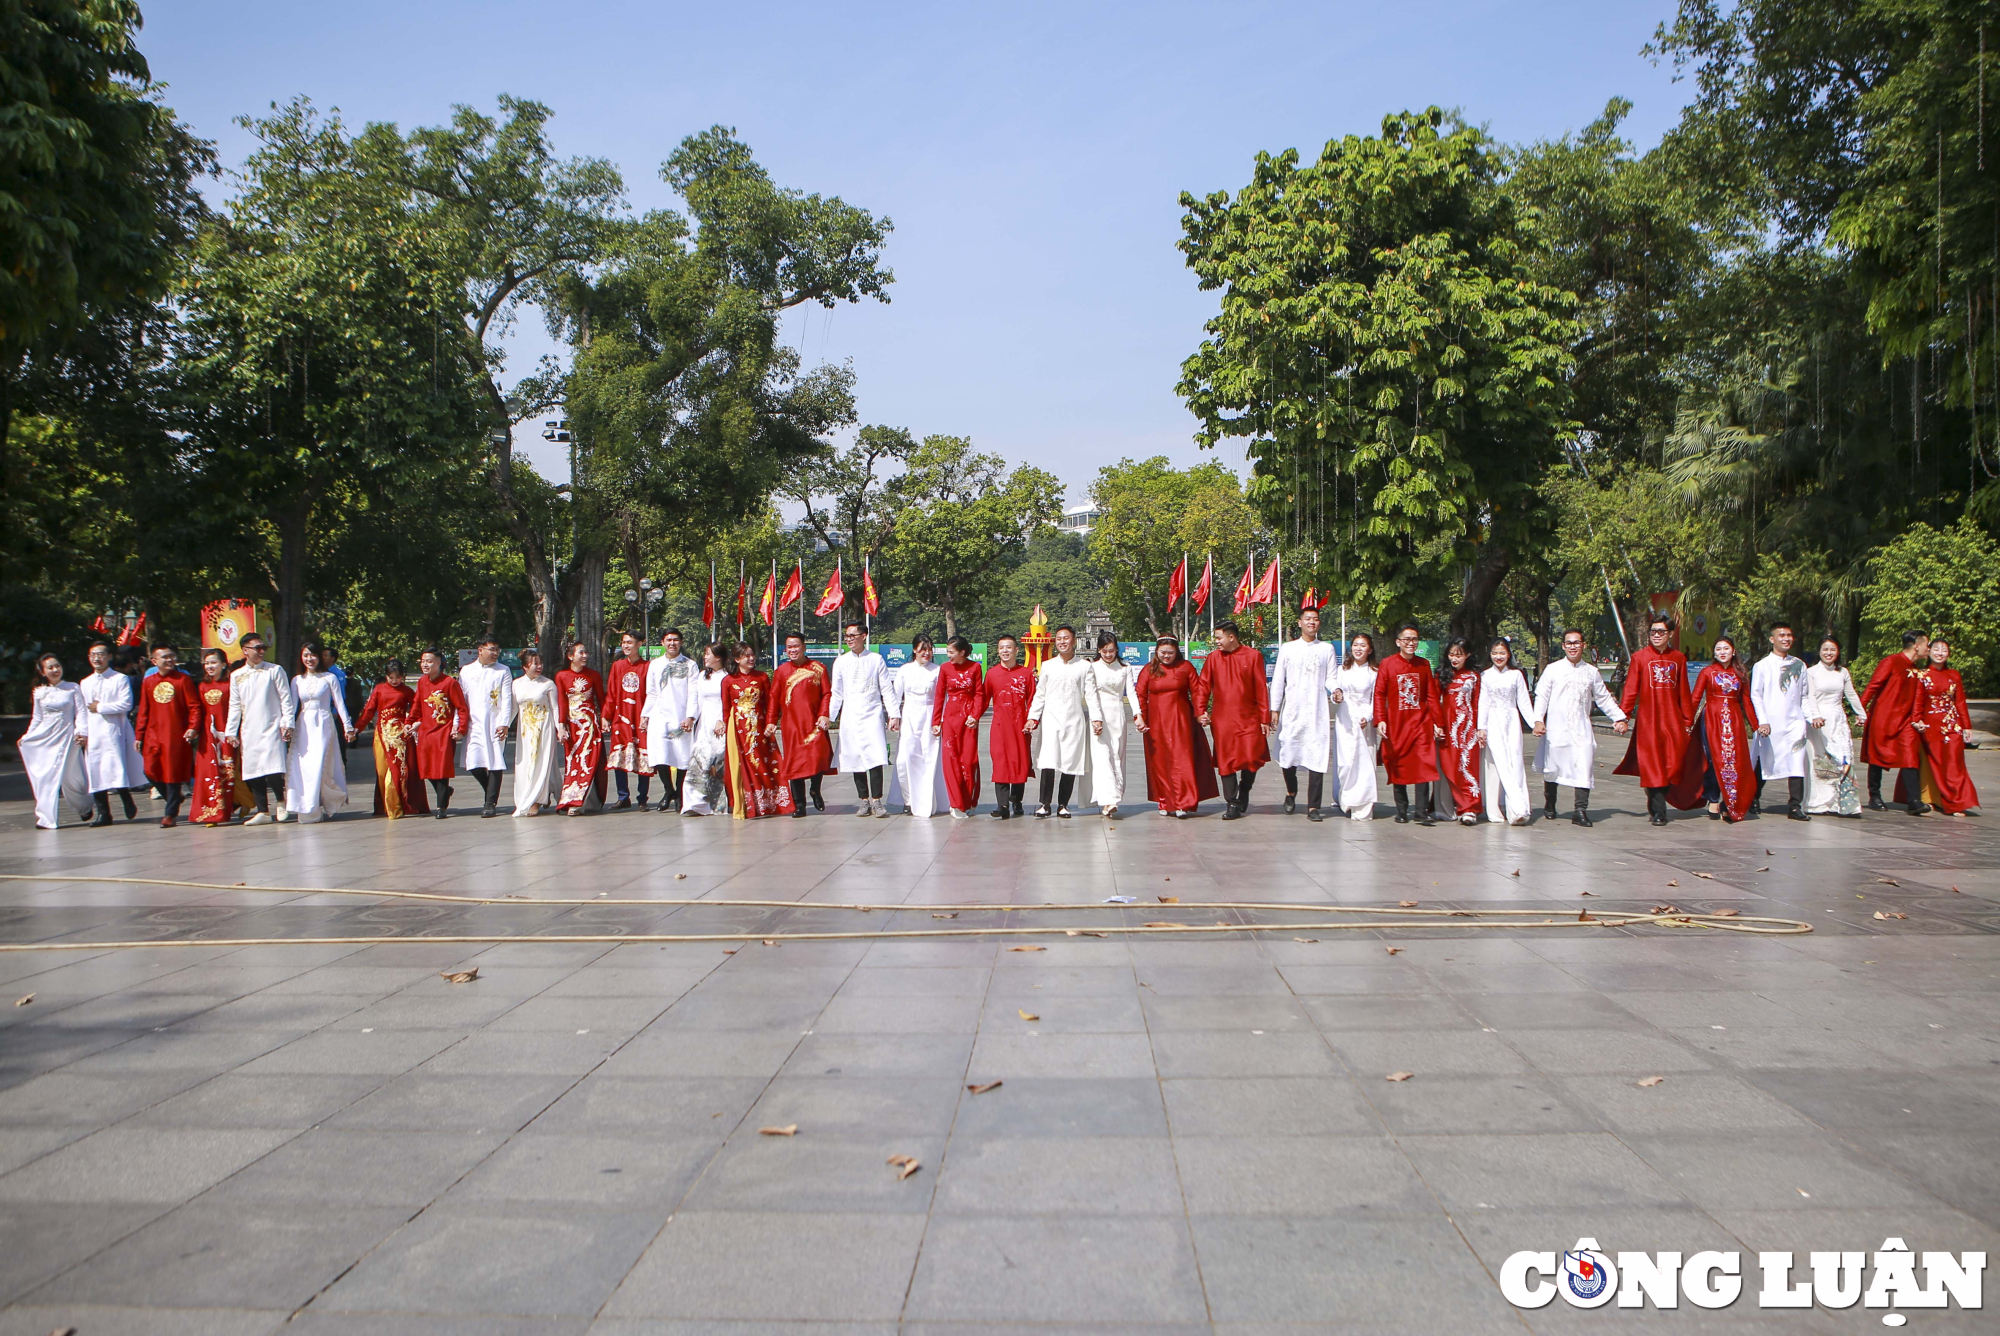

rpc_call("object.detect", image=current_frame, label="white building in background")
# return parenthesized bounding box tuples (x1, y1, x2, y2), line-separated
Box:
(1058, 503, 1101, 537)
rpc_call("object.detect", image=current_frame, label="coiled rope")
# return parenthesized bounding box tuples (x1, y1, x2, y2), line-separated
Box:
(0, 874, 1813, 951)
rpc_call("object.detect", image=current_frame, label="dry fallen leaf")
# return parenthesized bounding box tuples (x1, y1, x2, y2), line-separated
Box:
(932, 912, 958, 920)
(1651, 904, 1680, 915)
(1398, 900, 1418, 908)
(1293, 937, 1319, 943)
(886, 1154, 922, 1179)
(1877, 877, 1901, 887)
(1007, 945, 1046, 952)
(1157, 895, 1179, 904)
(1579, 890, 1596, 896)
(1754, 866, 1771, 872)
(1017, 1009, 1039, 1021)
(1667, 879, 1679, 887)
(722, 949, 737, 955)
(1950, 885, 1962, 893)
(1143, 921, 1181, 928)
(439, 969, 479, 984)
(14, 994, 32, 1007)
(1577, 911, 1596, 922)
(1385, 946, 1403, 955)
(967, 1081, 1002, 1095)
(1694, 872, 1715, 880)
(675, 872, 688, 880)
(758, 1124, 798, 1137)
(1711, 909, 1740, 917)
(1873, 910, 1909, 920)
(1637, 1075, 1666, 1088)
(1510, 869, 1521, 877)
(1065, 930, 1105, 938)
(1385, 1071, 1414, 1082)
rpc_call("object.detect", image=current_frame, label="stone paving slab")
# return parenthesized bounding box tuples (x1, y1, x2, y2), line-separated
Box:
(0, 743, 1995, 1330)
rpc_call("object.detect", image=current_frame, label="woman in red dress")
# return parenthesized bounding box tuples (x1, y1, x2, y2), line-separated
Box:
(721, 643, 794, 820)
(354, 658, 429, 818)
(555, 643, 607, 815)
(1436, 638, 1483, 824)
(1674, 635, 1759, 822)
(1135, 637, 1218, 817)
(929, 637, 987, 819)
(1897, 637, 1980, 816)
(983, 633, 1035, 818)
(190, 648, 249, 825)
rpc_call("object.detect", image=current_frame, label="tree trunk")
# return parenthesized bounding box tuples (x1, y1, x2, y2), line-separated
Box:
(273, 496, 311, 672)
(943, 605, 956, 640)
(571, 547, 610, 664)
(1447, 542, 1511, 650)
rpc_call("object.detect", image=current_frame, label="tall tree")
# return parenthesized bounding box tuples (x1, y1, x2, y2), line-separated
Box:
(176, 100, 485, 665)
(548, 127, 891, 658)
(777, 423, 918, 613)
(1176, 109, 1580, 645)
(885, 434, 1061, 638)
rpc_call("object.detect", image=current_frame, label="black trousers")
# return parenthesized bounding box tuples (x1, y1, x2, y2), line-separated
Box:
(1037, 769, 1077, 808)
(653, 765, 685, 804)
(1541, 780, 1588, 811)
(1219, 769, 1259, 808)
(851, 765, 885, 799)
(429, 777, 452, 809)
(469, 767, 502, 807)
(787, 775, 825, 808)
(1281, 767, 1325, 808)
(992, 782, 1024, 808)
(247, 774, 286, 812)
(1393, 783, 1435, 815)
(158, 782, 185, 820)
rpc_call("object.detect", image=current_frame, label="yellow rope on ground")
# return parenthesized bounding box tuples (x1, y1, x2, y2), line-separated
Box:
(0, 873, 1813, 949)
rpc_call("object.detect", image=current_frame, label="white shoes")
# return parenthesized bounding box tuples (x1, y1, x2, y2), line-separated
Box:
(1102, 805, 1117, 819)
(855, 800, 873, 819)
(276, 810, 296, 823)
(876, 800, 892, 818)
(243, 811, 274, 827)
(1460, 813, 1478, 826)
(949, 809, 968, 820)
(1057, 806, 1073, 819)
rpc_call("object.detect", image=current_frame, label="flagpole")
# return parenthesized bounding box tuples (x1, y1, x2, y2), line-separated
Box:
(1274, 552, 1284, 650)
(738, 559, 744, 646)
(1207, 551, 1214, 645)
(709, 560, 716, 642)
(1181, 551, 1189, 644)
(771, 557, 778, 648)
(798, 559, 805, 641)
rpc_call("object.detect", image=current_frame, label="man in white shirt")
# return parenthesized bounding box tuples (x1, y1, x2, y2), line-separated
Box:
(459, 638, 516, 818)
(824, 621, 894, 817)
(76, 641, 146, 827)
(640, 628, 696, 811)
(1025, 625, 1102, 818)
(224, 633, 297, 825)
(1750, 621, 1811, 821)
(1531, 629, 1628, 827)
(1269, 607, 1338, 821)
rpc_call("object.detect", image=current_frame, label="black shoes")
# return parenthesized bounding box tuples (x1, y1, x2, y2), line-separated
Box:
(434, 808, 448, 820)
(1307, 808, 1324, 822)
(791, 808, 806, 818)
(991, 806, 1010, 819)
(1283, 795, 1296, 815)
(614, 798, 632, 811)
(119, 791, 137, 820)
(813, 790, 826, 811)
(1572, 808, 1593, 828)
(1867, 796, 1888, 811)
(1221, 805, 1244, 821)
(1786, 807, 1811, 822)
(481, 804, 498, 818)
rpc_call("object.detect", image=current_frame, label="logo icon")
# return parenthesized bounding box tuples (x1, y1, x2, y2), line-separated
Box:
(1561, 1239, 1617, 1307)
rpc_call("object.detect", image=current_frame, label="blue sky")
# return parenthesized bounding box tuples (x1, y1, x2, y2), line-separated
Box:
(146, 1, 1690, 502)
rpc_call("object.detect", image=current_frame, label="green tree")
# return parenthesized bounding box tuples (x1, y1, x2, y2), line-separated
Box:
(0, 0, 209, 444)
(1860, 516, 2000, 692)
(1176, 109, 1580, 644)
(884, 434, 1061, 639)
(1088, 457, 1259, 638)
(175, 99, 486, 665)
(549, 127, 891, 657)
(777, 422, 918, 610)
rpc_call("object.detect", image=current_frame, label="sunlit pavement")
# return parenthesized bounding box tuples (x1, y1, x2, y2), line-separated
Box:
(1, 736, 1995, 1333)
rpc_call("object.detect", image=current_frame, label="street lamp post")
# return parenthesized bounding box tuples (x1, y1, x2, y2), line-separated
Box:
(626, 579, 664, 646)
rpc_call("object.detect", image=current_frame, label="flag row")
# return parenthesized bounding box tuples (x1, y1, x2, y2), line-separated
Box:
(703, 559, 883, 628)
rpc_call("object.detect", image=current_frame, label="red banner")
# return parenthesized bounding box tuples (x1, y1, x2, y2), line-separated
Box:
(760, 571, 777, 625)
(862, 563, 880, 617)
(1166, 556, 1186, 610)
(1191, 556, 1213, 613)
(816, 565, 845, 617)
(778, 563, 802, 611)
(702, 571, 716, 627)
(1232, 560, 1256, 614)
(1249, 554, 1280, 606)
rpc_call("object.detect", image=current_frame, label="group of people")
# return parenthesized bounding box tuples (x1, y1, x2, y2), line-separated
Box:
(18, 609, 1979, 831)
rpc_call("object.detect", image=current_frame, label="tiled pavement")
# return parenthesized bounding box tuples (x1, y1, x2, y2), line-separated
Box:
(0, 738, 1995, 1333)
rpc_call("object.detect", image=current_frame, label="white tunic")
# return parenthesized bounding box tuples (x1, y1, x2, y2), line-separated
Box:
(458, 661, 516, 772)
(1332, 662, 1378, 817)
(640, 653, 697, 769)
(1477, 666, 1539, 822)
(77, 668, 146, 792)
(21, 682, 90, 829)
(890, 659, 947, 816)
(1027, 654, 1102, 776)
(285, 672, 351, 820)
(1270, 638, 1337, 772)
(1083, 658, 1143, 806)
(511, 676, 560, 814)
(828, 651, 893, 771)
(683, 671, 730, 815)
(1533, 658, 1624, 788)
(1750, 653, 1809, 780)
(225, 660, 297, 780)
(1802, 661, 1866, 815)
